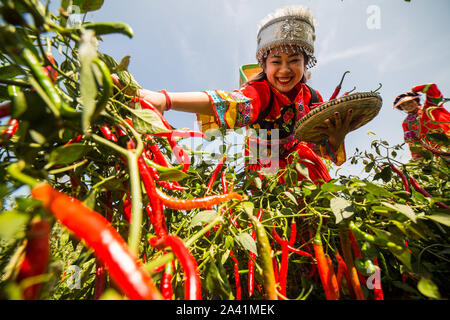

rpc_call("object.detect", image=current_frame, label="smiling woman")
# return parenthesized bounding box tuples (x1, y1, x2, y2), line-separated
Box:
(121, 5, 358, 185)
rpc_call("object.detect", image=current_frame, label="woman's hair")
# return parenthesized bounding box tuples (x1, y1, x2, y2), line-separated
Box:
(241, 48, 310, 88)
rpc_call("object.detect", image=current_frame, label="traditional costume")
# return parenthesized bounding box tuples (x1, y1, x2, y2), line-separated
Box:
(393, 83, 450, 160)
(197, 6, 346, 184)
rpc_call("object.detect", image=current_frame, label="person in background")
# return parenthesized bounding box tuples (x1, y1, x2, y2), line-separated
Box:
(393, 83, 449, 160)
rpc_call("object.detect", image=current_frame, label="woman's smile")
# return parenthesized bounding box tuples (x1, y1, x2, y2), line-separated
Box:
(265, 50, 305, 93)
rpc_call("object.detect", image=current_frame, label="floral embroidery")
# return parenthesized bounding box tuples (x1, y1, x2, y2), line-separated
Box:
(283, 110, 295, 124)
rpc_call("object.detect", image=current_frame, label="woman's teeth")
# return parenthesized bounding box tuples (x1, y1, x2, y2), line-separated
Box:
(277, 77, 291, 84)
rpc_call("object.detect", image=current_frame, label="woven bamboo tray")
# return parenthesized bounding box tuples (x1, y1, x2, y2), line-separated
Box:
(294, 92, 382, 144)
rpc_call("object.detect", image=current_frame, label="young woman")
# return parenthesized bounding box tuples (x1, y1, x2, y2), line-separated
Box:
(393, 83, 449, 160)
(114, 5, 357, 184)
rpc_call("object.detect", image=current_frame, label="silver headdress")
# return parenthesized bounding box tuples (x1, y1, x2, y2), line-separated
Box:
(256, 5, 317, 69)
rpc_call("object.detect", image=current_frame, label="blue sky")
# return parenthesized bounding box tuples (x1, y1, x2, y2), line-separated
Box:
(68, 0, 450, 177)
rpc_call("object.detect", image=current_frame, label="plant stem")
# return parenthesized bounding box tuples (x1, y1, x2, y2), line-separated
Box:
(91, 134, 128, 156)
(48, 159, 88, 175)
(185, 216, 223, 248)
(127, 152, 143, 256)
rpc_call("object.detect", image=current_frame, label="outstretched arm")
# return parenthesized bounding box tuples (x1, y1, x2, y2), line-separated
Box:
(111, 75, 214, 116)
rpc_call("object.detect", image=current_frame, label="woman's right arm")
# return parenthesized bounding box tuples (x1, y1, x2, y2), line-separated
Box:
(111, 75, 214, 116)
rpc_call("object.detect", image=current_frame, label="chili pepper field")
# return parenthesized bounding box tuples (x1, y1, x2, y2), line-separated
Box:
(0, 0, 449, 302)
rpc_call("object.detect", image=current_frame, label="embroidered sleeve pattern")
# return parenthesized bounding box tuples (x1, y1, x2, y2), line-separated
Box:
(203, 90, 254, 130)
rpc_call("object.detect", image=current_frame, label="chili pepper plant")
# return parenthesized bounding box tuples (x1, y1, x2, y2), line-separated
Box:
(0, 0, 449, 301)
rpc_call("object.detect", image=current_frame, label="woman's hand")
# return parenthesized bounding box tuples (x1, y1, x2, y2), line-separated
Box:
(315, 109, 362, 150)
(111, 74, 167, 113)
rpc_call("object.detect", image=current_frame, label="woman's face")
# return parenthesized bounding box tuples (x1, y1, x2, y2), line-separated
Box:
(400, 100, 420, 113)
(264, 50, 305, 93)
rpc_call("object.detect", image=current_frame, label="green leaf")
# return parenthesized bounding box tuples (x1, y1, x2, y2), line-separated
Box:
(321, 182, 347, 193)
(381, 202, 416, 223)
(129, 107, 172, 135)
(72, 0, 104, 12)
(189, 210, 218, 228)
(79, 30, 98, 131)
(83, 22, 134, 38)
(417, 277, 441, 300)
(330, 197, 354, 224)
(0, 210, 30, 240)
(295, 163, 310, 181)
(157, 168, 189, 182)
(240, 201, 255, 218)
(425, 213, 450, 227)
(370, 226, 412, 271)
(362, 181, 395, 198)
(0, 65, 24, 78)
(283, 191, 297, 205)
(205, 257, 234, 300)
(83, 189, 97, 210)
(47, 143, 88, 167)
(237, 232, 258, 255)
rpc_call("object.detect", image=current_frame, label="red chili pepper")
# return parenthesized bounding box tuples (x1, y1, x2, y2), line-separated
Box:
(329, 71, 350, 100)
(43, 55, 58, 84)
(16, 217, 50, 300)
(205, 155, 227, 195)
(349, 230, 362, 259)
(146, 139, 172, 168)
(99, 125, 118, 142)
(114, 124, 127, 137)
(138, 156, 167, 238)
(279, 239, 289, 298)
(409, 176, 449, 209)
(372, 257, 384, 300)
(248, 252, 256, 297)
(286, 244, 313, 257)
(221, 171, 228, 194)
(288, 221, 297, 246)
(313, 234, 339, 300)
(123, 192, 132, 223)
(389, 163, 411, 194)
(168, 135, 190, 172)
(1, 118, 19, 140)
(149, 235, 201, 300)
(248, 208, 263, 297)
(0, 101, 10, 119)
(160, 261, 174, 300)
(230, 251, 241, 300)
(64, 134, 83, 146)
(337, 251, 356, 299)
(155, 188, 243, 210)
(157, 180, 189, 192)
(93, 259, 106, 300)
(31, 183, 162, 300)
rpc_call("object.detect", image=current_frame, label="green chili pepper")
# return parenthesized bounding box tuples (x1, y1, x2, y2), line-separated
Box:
(348, 221, 404, 252)
(248, 214, 277, 300)
(83, 22, 134, 38)
(354, 257, 377, 276)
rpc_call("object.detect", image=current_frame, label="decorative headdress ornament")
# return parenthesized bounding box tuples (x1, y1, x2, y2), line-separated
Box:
(392, 91, 421, 109)
(256, 5, 317, 68)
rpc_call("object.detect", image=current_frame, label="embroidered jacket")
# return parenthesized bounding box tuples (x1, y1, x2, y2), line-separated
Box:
(201, 80, 346, 166)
